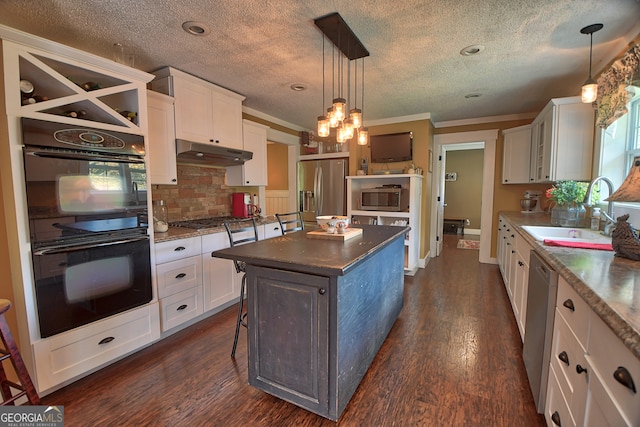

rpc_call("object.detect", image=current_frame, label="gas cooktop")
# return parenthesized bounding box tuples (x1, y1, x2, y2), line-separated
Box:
(169, 216, 244, 230)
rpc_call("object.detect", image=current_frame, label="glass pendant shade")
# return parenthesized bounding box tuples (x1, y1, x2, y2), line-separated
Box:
(581, 78, 598, 103)
(343, 119, 355, 139)
(336, 126, 347, 143)
(350, 109, 362, 129)
(317, 116, 330, 137)
(328, 108, 339, 128)
(332, 98, 346, 122)
(357, 128, 368, 145)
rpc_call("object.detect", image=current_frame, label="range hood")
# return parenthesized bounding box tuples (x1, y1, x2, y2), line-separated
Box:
(175, 139, 252, 166)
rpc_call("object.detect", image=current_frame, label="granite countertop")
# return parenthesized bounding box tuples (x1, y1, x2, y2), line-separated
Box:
(211, 224, 408, 277)
(153, 216, 280, 243)
(501, 211, 640, 359)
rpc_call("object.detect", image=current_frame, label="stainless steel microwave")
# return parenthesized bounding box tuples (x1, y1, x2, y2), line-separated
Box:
(360, 187, 409, 211)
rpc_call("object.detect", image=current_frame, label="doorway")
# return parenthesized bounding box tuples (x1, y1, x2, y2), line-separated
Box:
(431, 130, 498, 264)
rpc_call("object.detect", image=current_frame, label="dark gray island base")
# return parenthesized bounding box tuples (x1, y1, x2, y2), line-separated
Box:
(212, 225, 408, 421)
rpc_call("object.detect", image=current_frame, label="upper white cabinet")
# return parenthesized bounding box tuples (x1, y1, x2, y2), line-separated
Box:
(530, 97, 595, 183)
(502, 124, 533, 184)
(150, 67, 245, 150)
(147, 90, 177, 185)
(2, 38, 151, 134)
(226, 120, 268, 186)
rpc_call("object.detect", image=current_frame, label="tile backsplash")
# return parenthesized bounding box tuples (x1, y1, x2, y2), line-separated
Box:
(151, 164, 234, 222)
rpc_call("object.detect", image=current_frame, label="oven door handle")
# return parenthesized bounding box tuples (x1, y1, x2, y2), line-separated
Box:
(33, 236, 149, 256)
(25, 149, 144, 164)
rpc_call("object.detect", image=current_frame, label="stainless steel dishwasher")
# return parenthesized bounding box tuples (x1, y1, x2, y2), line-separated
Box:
(522, 250, 558, 413)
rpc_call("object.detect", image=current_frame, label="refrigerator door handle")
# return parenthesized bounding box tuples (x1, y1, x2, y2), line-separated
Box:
(317, 165, 324, 215)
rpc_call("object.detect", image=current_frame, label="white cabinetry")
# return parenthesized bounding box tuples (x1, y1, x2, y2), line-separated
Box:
(202, 232, 239, 311)
(496, 215, 530, 341)
(347, 175, 422, 275)
(147, 90, 177, 185)
(545, 277, 640, 426)
(150, 67, 245, 149)
(32, 303, 159, 393)
(154, 236, 203, 331)
(227, 120, 269, 186)
(545, 277, 589, 427)
(530, 97, 595, 183)
(502, 125, 533, 184)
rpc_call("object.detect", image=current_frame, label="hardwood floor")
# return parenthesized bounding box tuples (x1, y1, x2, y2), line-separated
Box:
(42, 234, 545, 426)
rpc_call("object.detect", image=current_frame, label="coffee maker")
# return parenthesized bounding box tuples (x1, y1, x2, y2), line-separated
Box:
(232, 192, 252, 218)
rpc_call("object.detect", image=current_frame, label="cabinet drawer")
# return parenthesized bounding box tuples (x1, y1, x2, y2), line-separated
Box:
(584, 363, 632, 426)
(201, 231, 230, 252)
(160, 287, 203, 332)
(556, 277, 590, 347)
(156, 255, 202, 298)
(587, 313, 640, 425)
(550, 308, 588, 423)
(32, 303, 160, 393)
(545, 363, 577, 427)
(154, 236, 201, 264)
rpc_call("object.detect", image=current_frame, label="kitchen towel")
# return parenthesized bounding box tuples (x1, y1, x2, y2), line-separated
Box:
(543, 239, 613, 251)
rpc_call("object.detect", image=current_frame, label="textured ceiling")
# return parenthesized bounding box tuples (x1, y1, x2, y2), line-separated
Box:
(1, 0, 640, 130)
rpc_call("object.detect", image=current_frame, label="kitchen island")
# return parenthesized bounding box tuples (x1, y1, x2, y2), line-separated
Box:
(212, 224, 408, 421)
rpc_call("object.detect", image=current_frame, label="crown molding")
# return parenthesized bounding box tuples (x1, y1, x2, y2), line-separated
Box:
(364, 113, 431, 127)
(242, 106, 306, 132)
(433, 112, 537, 128)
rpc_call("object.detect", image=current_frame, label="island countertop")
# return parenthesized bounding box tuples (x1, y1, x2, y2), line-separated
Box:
(501, 211, 640, 359)
(212, 224, 409, 277)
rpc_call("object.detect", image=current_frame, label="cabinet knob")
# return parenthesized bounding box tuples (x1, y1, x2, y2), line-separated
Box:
(518, 261, 524, 267)
(576, 364, 587, 375)
(171, 178, 177, 183)
(551, 411, 561, 426)
(558, 351, 570, 366)
(613, 366, 637, 393)
(319, 288, 326, 295)
(562, 299, 575, 312)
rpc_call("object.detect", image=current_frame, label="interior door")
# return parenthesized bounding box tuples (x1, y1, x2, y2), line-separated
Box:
(436, 149, 446, 256)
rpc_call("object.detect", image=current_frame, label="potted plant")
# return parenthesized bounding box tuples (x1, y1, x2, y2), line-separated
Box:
(546, 180, 589, 227)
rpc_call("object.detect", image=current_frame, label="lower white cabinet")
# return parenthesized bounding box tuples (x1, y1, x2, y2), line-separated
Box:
(545, 277, 640, 426)
(154, 236, 204, 332)
(32, 303, 160, 393)
(201, 232, 238, 311)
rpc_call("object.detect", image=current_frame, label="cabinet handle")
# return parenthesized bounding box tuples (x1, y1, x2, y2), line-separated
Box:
(558, 351, 570, 366)
(518, 261, 524, 267)
(562, 299, 575, 312)
(576, 364, 587, 375)
(613, 366, 637, 393)
(319, 288, 326, 295)
(551, 411, 561, 426)
(175, 273, 187, 279)
(177, 304, 188, 311)
(171, 178, 177, 183)
(98, 336, 115, 345)
(511, 234, 515, 238)
(174, 246, 186, 252)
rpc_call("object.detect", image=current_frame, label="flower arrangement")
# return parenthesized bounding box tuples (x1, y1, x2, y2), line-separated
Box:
(546, 180, 588, 206)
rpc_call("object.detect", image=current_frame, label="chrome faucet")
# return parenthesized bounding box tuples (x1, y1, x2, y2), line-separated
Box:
(583, 176, 616, 236)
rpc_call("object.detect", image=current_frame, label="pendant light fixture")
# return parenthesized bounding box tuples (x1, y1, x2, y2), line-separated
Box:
(580, 23, 603, 104)
(315, 12, 369, 144)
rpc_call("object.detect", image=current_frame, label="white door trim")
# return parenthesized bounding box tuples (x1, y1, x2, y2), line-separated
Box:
(432, 129, 497, 263)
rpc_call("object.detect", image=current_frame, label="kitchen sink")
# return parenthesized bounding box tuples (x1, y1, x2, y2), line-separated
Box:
(522, 225, 612, 244)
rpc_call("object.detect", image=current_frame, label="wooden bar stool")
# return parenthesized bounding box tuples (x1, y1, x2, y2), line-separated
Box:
(0, 299, 40, 405)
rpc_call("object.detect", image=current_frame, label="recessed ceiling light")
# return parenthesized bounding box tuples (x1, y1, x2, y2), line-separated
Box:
(465, 93, 482, 98)
(290, 84, 307, 91)
(182, 21, 211, 36)
(460, 44, 485, 56)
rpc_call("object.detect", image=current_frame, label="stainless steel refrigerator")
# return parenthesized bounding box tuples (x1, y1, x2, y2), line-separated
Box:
(298, 158, 349, 225)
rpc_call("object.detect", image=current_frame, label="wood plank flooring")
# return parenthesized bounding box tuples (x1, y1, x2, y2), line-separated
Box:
(42, 234, 545, 426)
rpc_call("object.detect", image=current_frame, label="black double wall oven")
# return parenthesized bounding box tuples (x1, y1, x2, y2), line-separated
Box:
(21, 118, 152, 338)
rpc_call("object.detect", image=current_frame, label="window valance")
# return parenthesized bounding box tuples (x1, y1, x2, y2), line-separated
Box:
(596, 43, 640, 128)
